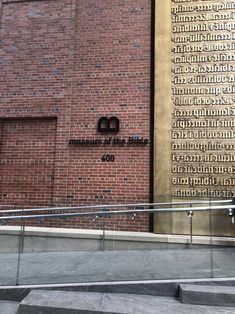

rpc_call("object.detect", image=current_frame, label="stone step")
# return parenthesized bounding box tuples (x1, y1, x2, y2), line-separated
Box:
(19, 290, 155, 314)
(179, 284, 235, 307)
(0, 301, 19, 314)
(18, 289, 235, 314)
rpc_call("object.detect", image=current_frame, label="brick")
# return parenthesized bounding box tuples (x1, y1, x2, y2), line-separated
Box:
(0, 0, 151, 232)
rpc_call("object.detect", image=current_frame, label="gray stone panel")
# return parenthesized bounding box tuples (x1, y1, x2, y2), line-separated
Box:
(19, 290, 117, 314)
(1, 278, 235, 302)
(0, 301, 19, 314)
(1, 247, 231, 286)
(15, 247, 235, 285)
(179, 284, 235, 307)
(18, 290, 235, 314)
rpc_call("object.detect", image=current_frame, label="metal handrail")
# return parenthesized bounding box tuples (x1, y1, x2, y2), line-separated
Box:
(0, 200, 234, 249)
(0, 204, 234, 222)
(0, 199, 232, 215)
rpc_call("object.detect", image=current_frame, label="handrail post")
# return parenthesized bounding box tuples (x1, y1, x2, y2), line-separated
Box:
(102, 215, 105, 251)
(16, 208, 25, 285)
(102, 208, 108, 251)
(228, 197, 235, 224)
(187, 206, 193, 247)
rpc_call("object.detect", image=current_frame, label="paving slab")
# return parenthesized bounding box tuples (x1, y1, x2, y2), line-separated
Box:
(0, 301, 19, 314)
(179, 284, 235, 307)
(18, 290, 235, 314)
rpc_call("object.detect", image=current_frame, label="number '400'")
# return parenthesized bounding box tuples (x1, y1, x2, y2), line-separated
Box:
(101, 155, 115, 162)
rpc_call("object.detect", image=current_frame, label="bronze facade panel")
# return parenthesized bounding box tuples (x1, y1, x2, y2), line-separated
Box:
(154, 0, 235, 236)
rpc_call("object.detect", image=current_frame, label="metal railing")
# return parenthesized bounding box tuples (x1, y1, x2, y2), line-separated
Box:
(0, 199, 234, 247)
(0, 198, 234, 286)
(0, 198, 233, 216)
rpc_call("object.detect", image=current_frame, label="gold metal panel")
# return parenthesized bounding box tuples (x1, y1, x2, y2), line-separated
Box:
(154, 0, 235, 236)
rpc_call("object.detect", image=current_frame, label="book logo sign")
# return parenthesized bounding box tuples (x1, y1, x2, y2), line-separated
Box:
(98, 117, 119, 133)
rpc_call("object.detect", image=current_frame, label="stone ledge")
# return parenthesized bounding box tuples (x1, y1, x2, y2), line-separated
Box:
(179, 284, 235, 307)
(0, 226, 234, 246)
(1, 278, 235, 302)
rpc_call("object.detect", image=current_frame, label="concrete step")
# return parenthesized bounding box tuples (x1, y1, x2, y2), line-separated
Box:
(1, 278, 235, 302)
(18, 289, 235, 314)
(0, 301, 19, 314)
(179, 284, 235, 307)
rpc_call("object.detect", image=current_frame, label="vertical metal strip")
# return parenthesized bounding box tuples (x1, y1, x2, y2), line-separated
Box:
(149, 0, 155, 233)
(16, 209, 25, 285)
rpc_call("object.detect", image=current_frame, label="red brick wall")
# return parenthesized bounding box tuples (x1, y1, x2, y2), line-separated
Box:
(0, 118, 57, 206)
(0, 0, 152, 231)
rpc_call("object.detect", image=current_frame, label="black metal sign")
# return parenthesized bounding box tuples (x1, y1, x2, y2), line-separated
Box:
(98, 117, 119, 133)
